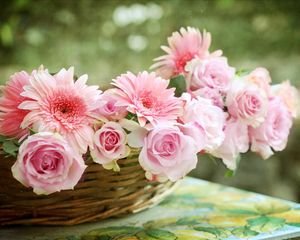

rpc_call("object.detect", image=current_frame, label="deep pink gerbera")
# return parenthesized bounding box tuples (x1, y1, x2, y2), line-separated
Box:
(151, 27, 221, 79)
(112, 71, 182, 127)
(0, 71, 30, 139)
(19, 67, 102, 153)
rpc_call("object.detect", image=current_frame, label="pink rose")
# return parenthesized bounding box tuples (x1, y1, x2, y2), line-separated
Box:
(177, 122, 206, 152)
(249, 97, 293, 159)
(212, 118, 249, 170)
(246, 67, 271, 96)
(271, 80, 300, 118)
(139, 124, 198, 182)
(180, 93, 225, 152)
(190, 87, 224, 108)
(11, 132, 87, 195)
(96, 89, 128, 121)
(185, 57, 235, 93)
(226, 81, 268, 127)
(91, 122, 130, 167)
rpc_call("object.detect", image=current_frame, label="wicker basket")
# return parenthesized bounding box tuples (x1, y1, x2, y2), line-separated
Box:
(0, 149, 177, 226)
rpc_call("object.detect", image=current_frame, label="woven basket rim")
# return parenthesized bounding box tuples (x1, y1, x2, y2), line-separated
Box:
(0, 148, 177, 226)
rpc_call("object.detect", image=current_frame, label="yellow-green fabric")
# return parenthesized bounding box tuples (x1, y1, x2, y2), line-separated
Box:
(1, 177, 300, 240)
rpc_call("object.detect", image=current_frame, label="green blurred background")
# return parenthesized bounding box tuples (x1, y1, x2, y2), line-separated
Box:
(1, 0, 300, 201)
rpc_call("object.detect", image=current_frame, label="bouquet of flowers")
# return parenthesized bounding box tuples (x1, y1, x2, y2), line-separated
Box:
(0, 27, 299, 196)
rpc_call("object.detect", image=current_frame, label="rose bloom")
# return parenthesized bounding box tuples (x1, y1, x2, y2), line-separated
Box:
(90, 122, 130, 166)
(246, 67, 271, 96)
(212, 118, 249, 170)
(226, 80, 268, 128)
(271, 80, 300, 118)
(190, 87, 224, 109)
(11, 132, 87, 195)
(180, 93, 225, 152)
(0, 71, 31, 139)
(96, 89, 128, 121)
(139, 124, 199, 182)
(19, 67, 102, 154)
(249, 97, 293, 159)
(151, 27, 222, 79)
(112, 71, 182, 127)
(185, 57, 235, 93)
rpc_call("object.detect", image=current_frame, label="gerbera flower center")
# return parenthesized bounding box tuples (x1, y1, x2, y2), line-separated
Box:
(49, 92, 87, 129)
(52, 95, 85, 115)
(141, 96, 153, 108)
(175, 53, 194, 74)
(139, 92, 156, 109)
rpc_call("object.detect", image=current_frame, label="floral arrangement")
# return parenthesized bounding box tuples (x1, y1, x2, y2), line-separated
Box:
(0, 27, 299, 195)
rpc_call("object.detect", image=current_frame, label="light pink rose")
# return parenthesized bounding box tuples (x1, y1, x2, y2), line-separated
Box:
(185, 57, 235, 93)
(190, 87, 224, 108)
(249, 97, 293, 159)
(91, 122, 130, 166)
(177, 122, 206, 152)
(11, 132, 87, 195)
(96, 89, 128, 121)
(271, 80, 300, 118)
(226, 81, 268, 127)
(212, 118, 249, 170)
(139, 124, 198, 182)
(246, 67, 271, 96)
(180, 93, 225, 152)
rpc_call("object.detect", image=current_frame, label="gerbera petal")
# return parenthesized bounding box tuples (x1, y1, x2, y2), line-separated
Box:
(152, 27, 220, 79)
(0, 71, 31, 138)
(113, 71, 182, 128)
(54, 67, 74, 87)
(20, 67, 102, 153)
(18, 101, 40, 110)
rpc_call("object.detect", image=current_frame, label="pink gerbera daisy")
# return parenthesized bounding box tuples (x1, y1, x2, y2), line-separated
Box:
(19, 67, 102, 153)
(112, 71, 182, 127)
(151, 27, 221, 79)
(0, 71, 30, 139)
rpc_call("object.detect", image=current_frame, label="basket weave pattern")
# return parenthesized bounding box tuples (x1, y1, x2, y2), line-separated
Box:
(0, 149, 176, 226)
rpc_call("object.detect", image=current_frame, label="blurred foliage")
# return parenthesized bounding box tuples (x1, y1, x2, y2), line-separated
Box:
(0, 0, 299, 87)
(0, 0, 300, 200)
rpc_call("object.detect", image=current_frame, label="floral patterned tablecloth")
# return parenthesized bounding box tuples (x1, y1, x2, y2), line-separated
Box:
(1, 177, 300, 240)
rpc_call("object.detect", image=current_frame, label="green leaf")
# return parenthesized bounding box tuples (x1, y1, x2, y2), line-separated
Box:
(236, 68, 251, 77)
(143, 217, 178, 229)
(247, 216, 286, 233)
(144, 229, 177, 240)
(232, 226, 259, 238)
(223, 209, 258, 216)
(287, 222, 300, 227)
(95, 236, 111, 240)
(0, 135, 8, 143)
(3, 141, 18, 157)
(28, 128, 37, 135)
(176, 217, 201, 226)
(225, 169, 235, 177)
(82, 235, 111, 240)
(83, 226, 141, 239)
(125, 112, 138, 122)
(136, 231, 157, 240)
(225, 154, 241, 178)
(193, 226, 230, 238)
(169, 75, 186, 97)
(55, 236, 81, 240)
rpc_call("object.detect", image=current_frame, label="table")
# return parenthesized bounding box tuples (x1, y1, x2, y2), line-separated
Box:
(1, 177, 300, 240)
